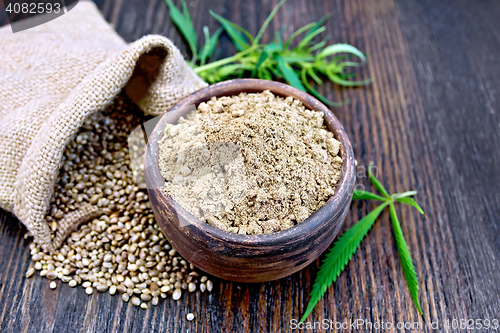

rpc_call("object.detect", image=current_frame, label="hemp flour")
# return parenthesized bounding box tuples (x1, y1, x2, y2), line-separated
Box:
(158, 90, 343, 234)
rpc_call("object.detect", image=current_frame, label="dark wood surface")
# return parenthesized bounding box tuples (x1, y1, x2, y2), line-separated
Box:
(1, 0, 499, 332)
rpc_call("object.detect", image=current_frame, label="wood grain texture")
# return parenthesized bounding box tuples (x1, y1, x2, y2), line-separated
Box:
(1, 0, 499, 331)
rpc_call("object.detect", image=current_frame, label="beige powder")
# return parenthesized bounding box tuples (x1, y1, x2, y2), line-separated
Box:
(158, 90, 342, 234)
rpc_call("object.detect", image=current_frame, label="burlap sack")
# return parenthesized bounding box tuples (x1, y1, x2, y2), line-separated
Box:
(0, 1, 207, 252)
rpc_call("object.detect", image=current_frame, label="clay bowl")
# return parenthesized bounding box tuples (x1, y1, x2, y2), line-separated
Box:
(145, 79, 355, 283)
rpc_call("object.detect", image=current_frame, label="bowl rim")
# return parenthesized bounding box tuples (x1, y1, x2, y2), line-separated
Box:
(146, 78, 355, 247)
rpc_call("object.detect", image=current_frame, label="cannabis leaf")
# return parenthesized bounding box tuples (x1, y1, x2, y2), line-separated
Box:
(199, 26, 222, 66)
(300, 163, 425, 322)
(165, 0, 198, 62)
(164, 0, 371, 105)
(209, 10, 253, 51)
(389, 202, 423, 315)
(300, 201, 389, 322)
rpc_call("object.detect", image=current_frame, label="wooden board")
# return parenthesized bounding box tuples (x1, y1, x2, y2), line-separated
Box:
(1, 0, 499, 331)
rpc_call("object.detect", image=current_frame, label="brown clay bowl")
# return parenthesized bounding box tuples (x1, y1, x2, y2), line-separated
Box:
(145, 79, 355, 283)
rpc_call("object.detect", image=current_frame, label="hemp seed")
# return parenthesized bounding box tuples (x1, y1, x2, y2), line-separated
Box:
(131, 297, 141, 307)
(29, 96, 212, 310)
(26, 267, 35, 278)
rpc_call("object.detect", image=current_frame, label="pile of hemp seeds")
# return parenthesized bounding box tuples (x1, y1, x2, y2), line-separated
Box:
(26, 95, 213, 310)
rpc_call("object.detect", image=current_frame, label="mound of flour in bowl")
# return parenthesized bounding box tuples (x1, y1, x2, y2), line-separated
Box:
(158, 90, 342, 234)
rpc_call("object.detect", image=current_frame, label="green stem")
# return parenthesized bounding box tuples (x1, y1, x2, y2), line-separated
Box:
(254, 0, 288, 45)
(392, 191, 418, 199)
(284, 22, 316, 49)
(193, 45, 257, 74)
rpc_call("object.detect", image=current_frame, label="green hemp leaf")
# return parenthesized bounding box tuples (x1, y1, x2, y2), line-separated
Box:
(164, 0, 371, 105)
(300, 163, 425, 322)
